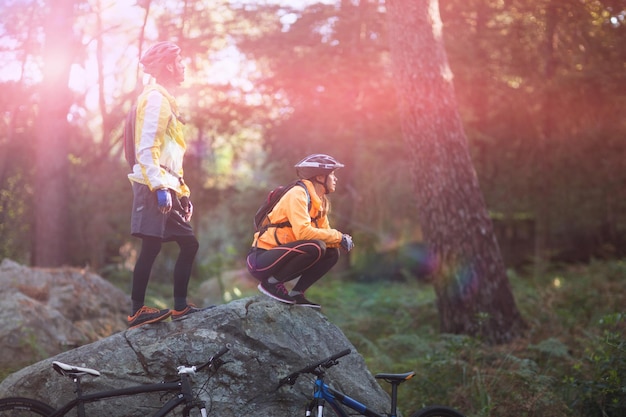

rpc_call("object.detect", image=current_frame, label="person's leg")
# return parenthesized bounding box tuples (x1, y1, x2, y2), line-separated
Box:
(162, 204, 212, 319)
(128, 236, 172, 328)
(172, 234, 199, 311)
(127, 183, 172, 327)
(247, 240, 327, 304)
(291, 247, 339, 293)
(247, 240, 326, 281)
(131, 236, 162, 314)
(287, 247, 339, 308)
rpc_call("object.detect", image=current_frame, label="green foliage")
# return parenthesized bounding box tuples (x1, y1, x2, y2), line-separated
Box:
(304, 260, 625, 417)
(0, 172, 30, 264)
(1, 0, 625, 269)
(0, 256, 623, 417)
(563, 313, 626, 417)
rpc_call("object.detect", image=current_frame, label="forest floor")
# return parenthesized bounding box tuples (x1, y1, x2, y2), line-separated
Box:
(305, 259, 626, 417)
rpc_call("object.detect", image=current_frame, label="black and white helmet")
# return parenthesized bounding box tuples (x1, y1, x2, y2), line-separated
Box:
(295, 154, 344, 179)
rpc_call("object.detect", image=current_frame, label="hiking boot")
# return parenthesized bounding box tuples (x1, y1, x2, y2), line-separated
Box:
(291, 293, 321, 309)
(127, 306, 171, 329)
(172, 304, 215, 321)
(258, 281, 295, 304)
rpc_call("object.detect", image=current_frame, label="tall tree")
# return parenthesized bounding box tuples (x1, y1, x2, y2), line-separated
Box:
(386, 0, 526, 343)
(33, 0, 76, 266)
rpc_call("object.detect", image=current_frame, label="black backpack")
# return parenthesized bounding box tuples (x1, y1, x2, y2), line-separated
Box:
(123, 104, 138, 168)
(254, 180, 318, 235)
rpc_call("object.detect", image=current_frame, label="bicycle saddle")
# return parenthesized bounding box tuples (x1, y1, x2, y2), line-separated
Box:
(53, 361, 101, 377)
(374, 371, 415, 382)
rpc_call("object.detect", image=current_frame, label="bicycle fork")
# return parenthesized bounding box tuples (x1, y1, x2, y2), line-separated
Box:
(305, 400, 320, 417)
(304, 378, 327, 417)
(183, 401, 208, 417)
(179, 374, 208, 417)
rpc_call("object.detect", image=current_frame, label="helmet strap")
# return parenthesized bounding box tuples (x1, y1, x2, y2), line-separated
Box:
(312, 175, 329, 194)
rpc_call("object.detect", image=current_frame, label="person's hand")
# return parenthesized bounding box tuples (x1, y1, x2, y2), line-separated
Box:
(341, 234, 354, 252)
(156, 189, 172, 214)
(180, 196, 193, 222)
(180, 196, 190, 210)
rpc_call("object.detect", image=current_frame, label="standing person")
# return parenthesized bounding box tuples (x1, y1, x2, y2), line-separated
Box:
(246, 154, 355, 309)
(126, 41, 206, 328)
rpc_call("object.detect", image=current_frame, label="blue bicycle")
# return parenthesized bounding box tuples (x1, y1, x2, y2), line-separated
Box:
(277, 349, 465, 417)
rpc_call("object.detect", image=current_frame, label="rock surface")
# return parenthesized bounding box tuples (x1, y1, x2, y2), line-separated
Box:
(0, 297, 391, 417)
(0, 259, 129, 369)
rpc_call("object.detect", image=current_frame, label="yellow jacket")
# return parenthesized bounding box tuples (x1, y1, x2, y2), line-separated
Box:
(252, 180, 343, 250)
(127, 82, 190, 197)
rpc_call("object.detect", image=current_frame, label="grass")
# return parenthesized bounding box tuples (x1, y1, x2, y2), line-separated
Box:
(303, 259, 626, 417)
(3, 259, 624, 417)
(110, 258, 625, 416)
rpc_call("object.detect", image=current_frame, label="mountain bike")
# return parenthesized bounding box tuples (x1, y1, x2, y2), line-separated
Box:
(277, 349, 466, 417)
(0, 346, 230, 417)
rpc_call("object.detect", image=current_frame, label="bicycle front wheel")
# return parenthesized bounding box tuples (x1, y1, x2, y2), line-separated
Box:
(0, 397, 55, 416)
(409, 405, 466, 417)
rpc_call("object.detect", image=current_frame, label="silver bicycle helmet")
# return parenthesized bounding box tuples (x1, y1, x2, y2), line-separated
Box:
(295, 154, 344, 179)
(140, 41, 181, 76)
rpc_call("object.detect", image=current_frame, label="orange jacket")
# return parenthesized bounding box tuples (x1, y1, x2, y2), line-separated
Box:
(252, 179, 343, 250)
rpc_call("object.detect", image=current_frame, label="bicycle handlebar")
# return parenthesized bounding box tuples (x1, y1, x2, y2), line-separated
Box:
(178, 345, 230, 375)
(277, 348, 351, 388)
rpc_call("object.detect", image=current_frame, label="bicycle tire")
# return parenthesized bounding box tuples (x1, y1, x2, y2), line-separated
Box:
(409, 405, 466, 417)
(0, 397, 55, 416)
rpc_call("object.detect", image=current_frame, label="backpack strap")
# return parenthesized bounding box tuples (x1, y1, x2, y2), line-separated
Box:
(123, 104, 138, 168)
(265, 181, 312, 229)
(160, 164, 185, 186)
(258, 181, 321, 247)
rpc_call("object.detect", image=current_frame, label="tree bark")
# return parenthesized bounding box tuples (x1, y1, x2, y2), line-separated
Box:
(386, 0, 526, 343)
(33, 0, 76, 266)
(533, 0, 558, 278)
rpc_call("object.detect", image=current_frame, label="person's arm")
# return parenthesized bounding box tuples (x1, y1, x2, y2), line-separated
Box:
(284, 188, 343, 245)
(135, 90, 171, 191)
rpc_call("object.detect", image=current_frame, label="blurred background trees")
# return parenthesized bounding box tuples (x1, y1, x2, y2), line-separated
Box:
(0, 0, 624, 283)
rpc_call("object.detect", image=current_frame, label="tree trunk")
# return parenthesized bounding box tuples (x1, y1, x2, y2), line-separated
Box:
(33, 0, 75, 266)
(386, 0, 526, 343)
(533, 1, 558, 278)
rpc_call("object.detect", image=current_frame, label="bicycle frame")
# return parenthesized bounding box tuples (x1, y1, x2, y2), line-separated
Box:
(309, 377, 387, 417)
(285, 350, 464, 417)
(48, 373, 205, 417)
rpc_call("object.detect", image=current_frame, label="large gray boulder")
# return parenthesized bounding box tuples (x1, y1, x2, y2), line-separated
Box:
(0, 297, 391, 417)
(0, 259, 129, 369)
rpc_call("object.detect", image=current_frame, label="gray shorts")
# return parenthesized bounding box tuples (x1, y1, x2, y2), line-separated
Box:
(130, 182, 194, 240)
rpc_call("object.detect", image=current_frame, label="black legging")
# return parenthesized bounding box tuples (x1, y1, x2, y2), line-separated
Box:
(132, 235, 199, 309)
(246, 240, 339, 292)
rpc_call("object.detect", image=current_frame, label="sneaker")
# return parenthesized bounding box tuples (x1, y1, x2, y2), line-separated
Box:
(172, 304, 215, 321)
(291, 293, 321, 309)
(258, 281, 295, 304)
(127, 306, 171, 329)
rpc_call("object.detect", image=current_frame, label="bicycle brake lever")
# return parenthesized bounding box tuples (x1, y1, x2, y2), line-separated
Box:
(212, 358, 235, 373)
(277, 374, 298, 389)
(321, 359, 339, 369)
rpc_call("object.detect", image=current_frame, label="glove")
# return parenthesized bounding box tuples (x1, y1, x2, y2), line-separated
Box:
(341, 234, 354, 252)
(180, 196, 190, 211)
(180, 196, 193, 222)
(156, 189, 172, 214)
